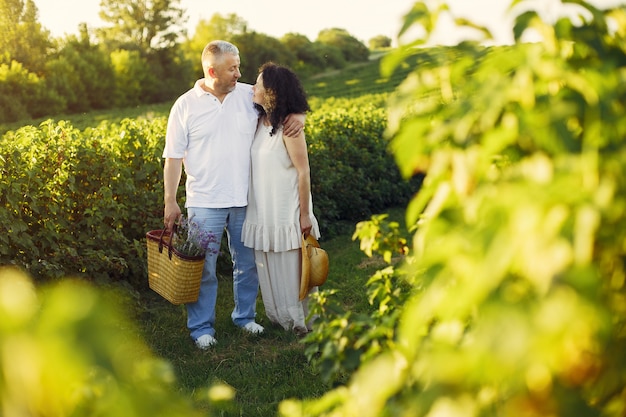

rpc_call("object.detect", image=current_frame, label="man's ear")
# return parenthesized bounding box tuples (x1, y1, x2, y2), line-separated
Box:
(207, 66, 215, 78)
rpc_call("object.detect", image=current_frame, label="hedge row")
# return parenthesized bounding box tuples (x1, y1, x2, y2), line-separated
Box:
(0, 101, 420, 287)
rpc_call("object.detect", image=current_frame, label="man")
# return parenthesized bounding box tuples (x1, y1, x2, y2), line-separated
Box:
(163, 40, 304, 349)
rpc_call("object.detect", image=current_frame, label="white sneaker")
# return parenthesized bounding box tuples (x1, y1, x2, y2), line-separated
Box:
(242, 322, 264, 335)
(195, 334, 217, 349)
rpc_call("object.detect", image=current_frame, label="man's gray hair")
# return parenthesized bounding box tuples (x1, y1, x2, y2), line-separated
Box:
(202, 40, 239, 65)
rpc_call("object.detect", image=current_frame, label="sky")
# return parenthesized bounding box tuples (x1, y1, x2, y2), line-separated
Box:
(33, 0, 625, 47)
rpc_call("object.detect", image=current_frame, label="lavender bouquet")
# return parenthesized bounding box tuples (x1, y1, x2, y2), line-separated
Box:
(171, 216, 219, 257)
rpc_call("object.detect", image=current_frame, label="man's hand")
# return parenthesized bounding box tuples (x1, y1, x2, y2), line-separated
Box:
(283, 113, 306, 137)
(164, 201, 181, 232)
(163, 158, 183, 232)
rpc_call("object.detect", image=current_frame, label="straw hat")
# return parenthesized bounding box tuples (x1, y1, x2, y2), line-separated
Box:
(299, 234, 329, 300)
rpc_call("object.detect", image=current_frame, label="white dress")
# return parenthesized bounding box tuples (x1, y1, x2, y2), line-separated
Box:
(242, 122, 320, 333)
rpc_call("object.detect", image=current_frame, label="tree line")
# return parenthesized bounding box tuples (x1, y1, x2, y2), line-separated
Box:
(0, 0, 391, 124)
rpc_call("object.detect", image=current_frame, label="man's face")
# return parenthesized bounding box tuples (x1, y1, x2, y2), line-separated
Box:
(210, 53, 241, 94)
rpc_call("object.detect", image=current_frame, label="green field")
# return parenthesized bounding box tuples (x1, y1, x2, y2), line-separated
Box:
(0, 55, 412, 416)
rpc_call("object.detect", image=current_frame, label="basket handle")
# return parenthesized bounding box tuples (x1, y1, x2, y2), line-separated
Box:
(157, 225, 177, 260)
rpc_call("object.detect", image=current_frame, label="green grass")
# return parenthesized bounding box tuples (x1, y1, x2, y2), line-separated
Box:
(304, 56, 413, 99)
(136, 207, 408, 416)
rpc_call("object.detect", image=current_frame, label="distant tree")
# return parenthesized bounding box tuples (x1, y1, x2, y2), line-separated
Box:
(281, 33, 327, 75)
(44, 55, 86, 113)
(369, 35, 392, 49)
(110, 49, 153, 107)
(0, 0, 51, 72)
(142, 46, 195, 103)
(312, 42, 347, 70)
(280, 33, 312, 54)
(0, 60, 65, 122)
(191, 13, 248, 44)
(182, 13, 249, 77)
(97, 0, 187, 53)
(0, 61, 36, 122)
(231, 32, 296, 84)
(46, 24, 116, 112)
(316, 28, 370, 62)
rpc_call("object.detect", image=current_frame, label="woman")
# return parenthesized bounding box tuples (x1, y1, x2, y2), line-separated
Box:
(242, 62, 321, 336)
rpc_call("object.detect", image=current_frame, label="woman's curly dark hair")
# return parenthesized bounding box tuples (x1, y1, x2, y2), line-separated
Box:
(254, 62, 310, 136)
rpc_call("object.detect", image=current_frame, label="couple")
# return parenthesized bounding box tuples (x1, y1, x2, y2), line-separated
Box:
(162, 40, 321, 349)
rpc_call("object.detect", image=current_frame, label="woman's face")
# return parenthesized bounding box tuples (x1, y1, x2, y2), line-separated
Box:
(252, 73, 266, 107)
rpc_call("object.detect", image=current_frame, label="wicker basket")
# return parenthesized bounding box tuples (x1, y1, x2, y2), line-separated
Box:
(146, 229, 205, 305)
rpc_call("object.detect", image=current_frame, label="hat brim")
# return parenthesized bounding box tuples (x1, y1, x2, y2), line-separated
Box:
(308, 246, 329, 287)
(300, 234, 321, 300)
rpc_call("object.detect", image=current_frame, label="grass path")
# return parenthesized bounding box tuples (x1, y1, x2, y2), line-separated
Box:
(136, 207, 407, 416)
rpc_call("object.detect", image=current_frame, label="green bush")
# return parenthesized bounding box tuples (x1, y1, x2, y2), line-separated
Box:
(304, 213, 412, 383)
(285, 2, 626, 416)
(316, 28, 370, 63)
(0, 267, 231, 416)
(0, 118, 165, 286)
(0, 60, 65, 122)
(0, 98, 417, 284)
(110, 50, 154, 108)
(307, 96, 421, 235)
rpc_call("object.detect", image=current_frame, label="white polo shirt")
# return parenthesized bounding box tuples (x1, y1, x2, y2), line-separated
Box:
(163, 80, 259, 208)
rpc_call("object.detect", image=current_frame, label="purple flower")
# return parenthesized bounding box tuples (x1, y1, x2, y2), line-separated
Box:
(172, 215, 219, 257)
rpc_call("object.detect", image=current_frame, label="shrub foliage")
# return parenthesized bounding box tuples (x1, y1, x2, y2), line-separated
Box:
(0, 118, 166, 285)
(0, 101, 414, 284)
(4, 1, 626, 416)
(0, 267, 228, 416)
(285, 2, 626, 416)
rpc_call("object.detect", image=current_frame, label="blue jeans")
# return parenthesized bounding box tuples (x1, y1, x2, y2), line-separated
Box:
(186, 207, 259, 340)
